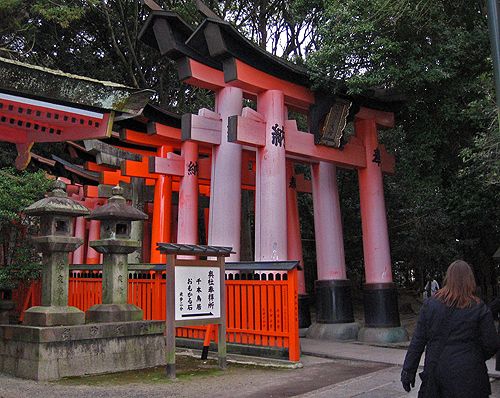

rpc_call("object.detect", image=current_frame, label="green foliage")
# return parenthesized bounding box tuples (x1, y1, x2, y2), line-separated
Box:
(309, 1, 490, 91)
(0, 246, 41, 289)
(0, 0, 20, 12)
(0, 168, 51, 222)
(31, 1, 85, 29)
(0, 168, 49, 289)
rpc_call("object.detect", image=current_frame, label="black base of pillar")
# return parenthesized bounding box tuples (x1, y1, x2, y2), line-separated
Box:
(298, 295, 311, 329)
(363, 283, 401, 328)
(315, 279, 355, 324)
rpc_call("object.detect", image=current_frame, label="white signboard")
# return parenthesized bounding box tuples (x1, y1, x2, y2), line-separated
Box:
(174, 266, 221, 321)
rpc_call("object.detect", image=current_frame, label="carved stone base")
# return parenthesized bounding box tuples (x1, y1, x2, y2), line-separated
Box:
(85, 303, 143, 323)
(0, 321, 165, 381)
(306, 322, 360, 341)
(357, 326, 409, 344)
(23, 305, 85, 327)
(0, 300, 14, 325)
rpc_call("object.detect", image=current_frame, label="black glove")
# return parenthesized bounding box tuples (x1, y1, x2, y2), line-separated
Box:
(401, 369, 415, 392)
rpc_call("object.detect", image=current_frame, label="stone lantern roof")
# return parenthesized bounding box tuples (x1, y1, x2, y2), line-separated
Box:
(24, 180, 89, 217)
(87, 185, 148, 221)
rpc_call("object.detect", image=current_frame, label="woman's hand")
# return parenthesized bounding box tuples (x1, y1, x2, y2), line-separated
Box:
(400, 369, 415, 392)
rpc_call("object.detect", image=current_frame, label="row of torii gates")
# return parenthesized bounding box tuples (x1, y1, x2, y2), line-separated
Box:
(0, 3, 408, 342)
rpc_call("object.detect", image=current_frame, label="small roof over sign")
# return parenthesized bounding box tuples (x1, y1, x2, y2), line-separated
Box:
(157, 243, 234, 257)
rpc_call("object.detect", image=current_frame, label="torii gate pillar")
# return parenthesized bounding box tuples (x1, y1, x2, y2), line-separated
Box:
(356, 118, 408, 343)
(255, 90, 287, 261)
(210, 87, 243, 261)
(177, 140, 199, 256)
(151, 145, 173, 264)
(286, 161, 310, 331)
(307, 162, 359, 340)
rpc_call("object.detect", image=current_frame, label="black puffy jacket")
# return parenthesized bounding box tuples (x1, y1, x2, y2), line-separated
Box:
(402, 297, 500, 397)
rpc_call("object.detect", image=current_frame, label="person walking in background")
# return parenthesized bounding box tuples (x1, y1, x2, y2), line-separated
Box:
(488, 295, 500, 371)
(401, 260, 500, 397)
(424, 277, 440, 300)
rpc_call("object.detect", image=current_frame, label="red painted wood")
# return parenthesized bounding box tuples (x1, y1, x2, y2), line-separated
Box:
(226, 59, 314, 111)
(355, 106, 395, 128)
(0, 95, 112, 144)
(183, 59, 226, 91)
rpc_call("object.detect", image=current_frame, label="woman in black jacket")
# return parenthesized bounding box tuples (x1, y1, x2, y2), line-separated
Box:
(401, 260, 500, 397)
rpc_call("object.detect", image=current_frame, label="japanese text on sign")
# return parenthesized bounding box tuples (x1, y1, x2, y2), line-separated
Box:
(175, 266, 221, 321)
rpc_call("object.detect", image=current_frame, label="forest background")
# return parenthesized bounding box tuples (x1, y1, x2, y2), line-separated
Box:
(0, 0, 498, 298)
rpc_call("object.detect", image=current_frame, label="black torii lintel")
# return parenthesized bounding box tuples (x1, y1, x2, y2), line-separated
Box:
(139, 10, 221, 71)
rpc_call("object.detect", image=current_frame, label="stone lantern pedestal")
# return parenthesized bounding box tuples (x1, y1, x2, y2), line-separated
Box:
(85, 186, 147, 323)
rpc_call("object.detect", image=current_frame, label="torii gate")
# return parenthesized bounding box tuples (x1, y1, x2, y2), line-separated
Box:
(140, 5, 407, 342)
(80, 114, 212, 265)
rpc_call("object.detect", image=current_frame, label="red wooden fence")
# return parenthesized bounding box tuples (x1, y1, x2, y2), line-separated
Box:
(16, 263, 300, 361)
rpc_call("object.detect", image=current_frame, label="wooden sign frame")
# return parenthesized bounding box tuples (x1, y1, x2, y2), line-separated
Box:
(165, 253, 227, 379)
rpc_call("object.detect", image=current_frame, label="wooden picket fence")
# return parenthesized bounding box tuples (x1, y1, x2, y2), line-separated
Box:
(17, 262, 300, 361)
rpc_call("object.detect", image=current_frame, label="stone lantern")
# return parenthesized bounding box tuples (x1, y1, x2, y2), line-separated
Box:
(23, 180, 89, 326)
(85, 185, 148, 322)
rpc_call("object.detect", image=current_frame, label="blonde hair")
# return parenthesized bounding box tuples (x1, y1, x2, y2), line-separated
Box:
(434, 260, 480, 308)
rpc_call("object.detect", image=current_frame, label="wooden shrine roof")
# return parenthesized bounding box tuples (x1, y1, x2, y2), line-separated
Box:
(0, 57, 153, 117)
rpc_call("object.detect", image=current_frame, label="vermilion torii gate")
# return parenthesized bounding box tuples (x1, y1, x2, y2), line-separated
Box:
(140, 4, 408, 342)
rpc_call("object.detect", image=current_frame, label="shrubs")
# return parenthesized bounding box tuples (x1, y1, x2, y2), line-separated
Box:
(0, 168, 50, 290)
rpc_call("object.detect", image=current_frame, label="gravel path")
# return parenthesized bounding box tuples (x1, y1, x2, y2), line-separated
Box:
(0, 356, 387, 398)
